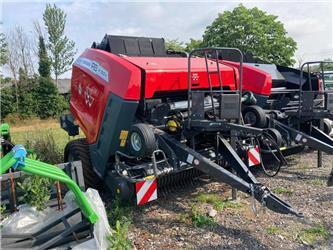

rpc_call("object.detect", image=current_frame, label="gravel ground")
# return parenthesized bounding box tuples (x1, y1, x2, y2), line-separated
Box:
(128, 150, 333, 249)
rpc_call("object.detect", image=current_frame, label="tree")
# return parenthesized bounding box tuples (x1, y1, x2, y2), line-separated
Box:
(0, 87, 15, 118)
(0, 33, 7, 66)
(17, 68, 38, 116)
(202, 5, 297, 66)
(185, 38, 203, 52)
(35, 77, 67, 118)
(6, 26, 36, 80)
(43, 4, 76, 84)
(38, 36, 51, 78)
(315, 59, 333, 71)
(165, 39, 185, 52)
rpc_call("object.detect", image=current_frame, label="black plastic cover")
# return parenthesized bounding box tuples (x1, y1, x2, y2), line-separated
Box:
(96, 35, 167, 57)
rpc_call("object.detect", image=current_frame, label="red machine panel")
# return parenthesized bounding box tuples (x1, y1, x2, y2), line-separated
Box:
(70, 49, 270, 144)
(222, 61, 272, 96)
(123, 56, 238, 98)
(70, 49, 141, 143)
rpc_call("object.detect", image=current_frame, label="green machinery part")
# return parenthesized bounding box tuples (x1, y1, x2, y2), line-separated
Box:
(0, 123, 10, 136)
(0, 144, 98, 224)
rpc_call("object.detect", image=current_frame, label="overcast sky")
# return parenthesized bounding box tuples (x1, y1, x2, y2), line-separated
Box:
(1, 0, 333, 78)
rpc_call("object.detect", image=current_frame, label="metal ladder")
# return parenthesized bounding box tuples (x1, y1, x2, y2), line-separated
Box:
(187, 47, 244, 128)
(286, 61, 333, 125)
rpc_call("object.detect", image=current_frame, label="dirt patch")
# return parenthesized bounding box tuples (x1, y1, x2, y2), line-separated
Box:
(129, 150, 333, 249)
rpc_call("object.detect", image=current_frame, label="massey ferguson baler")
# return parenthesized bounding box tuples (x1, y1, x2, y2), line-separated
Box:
(225, 57, 333, 163)
(61, 35, 301, 216)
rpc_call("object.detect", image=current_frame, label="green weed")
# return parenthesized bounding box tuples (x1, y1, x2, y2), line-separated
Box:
(107, 199, 133, 250)
(107, 220, 132, 250)
(17, 175, 52, 211)
(272, 187, 293, 195)
(191, 213, 215, 228)
(297, 224, 329, 245)
(107, 199, 133, 228)
(266, 226, 280, 235)
(190, 203, 216, 228)
(178, 212, 191, 224)
(0, 204, 6, 220)
(307, 179, 325, 186)
(196, 193, 242, 211)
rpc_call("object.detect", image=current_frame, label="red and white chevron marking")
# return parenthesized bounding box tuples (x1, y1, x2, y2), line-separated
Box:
(247, 146, 261, 167)
(135, 178, 157, 205)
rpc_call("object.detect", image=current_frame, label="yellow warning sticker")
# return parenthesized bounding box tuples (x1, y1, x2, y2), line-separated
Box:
(120, 139, 126, 147)
(145, 175, 155, 180)
(119, 130, 129, 140)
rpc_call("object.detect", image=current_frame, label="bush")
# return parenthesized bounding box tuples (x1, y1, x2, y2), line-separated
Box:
(0, 87, 15, 118)
(35, 77, 67, 119)
(18, 90, 38, 118)
(18, 175, 52, 211)
(1, 76, 68, 120)
(25, 133, 63, 164)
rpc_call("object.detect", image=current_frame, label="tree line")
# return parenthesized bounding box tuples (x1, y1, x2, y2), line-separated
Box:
(2, 4, 331, 119)
(1, 4, 76, 119)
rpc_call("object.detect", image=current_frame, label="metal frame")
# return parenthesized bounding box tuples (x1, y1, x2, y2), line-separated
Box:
(1, 160, 94, 249)
(1, 208, 93, 250)
(157, 130, 302, 217)
(187, 47, 243, 127)
(1, 161, 85, 212)
(280, 61, 333, 122)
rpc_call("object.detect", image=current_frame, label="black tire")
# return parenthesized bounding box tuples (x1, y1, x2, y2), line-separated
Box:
(242, 105, 267, 128)
(264, 128, 283, 148)
(323, 120, 332, 135)
(127, 123, 156, 158)
(64, 138, 102, 189)
(260, 128, 284, 177)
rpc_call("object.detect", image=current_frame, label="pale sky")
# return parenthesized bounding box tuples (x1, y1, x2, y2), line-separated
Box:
(1, 0, 333, 78)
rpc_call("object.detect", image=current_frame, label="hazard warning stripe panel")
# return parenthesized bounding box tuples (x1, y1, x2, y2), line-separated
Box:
(135, 177, 158, 205)
(248, 146, 261, 167)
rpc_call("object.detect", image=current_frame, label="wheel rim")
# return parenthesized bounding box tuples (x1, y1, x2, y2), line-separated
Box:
(131, 132, 142, 152)
(244, 111, 257, 126)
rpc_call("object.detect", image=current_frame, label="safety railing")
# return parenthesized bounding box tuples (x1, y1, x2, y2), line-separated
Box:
(187, 47, 243, 126)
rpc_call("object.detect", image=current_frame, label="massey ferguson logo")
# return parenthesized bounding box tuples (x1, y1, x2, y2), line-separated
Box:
(84, 87, 94, 107)
(75, 82, 95, 108)
(191, 73, 199, 81)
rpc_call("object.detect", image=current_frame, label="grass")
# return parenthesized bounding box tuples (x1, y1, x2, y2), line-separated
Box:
(192, 213, 215, 228)
(8, 118, 83, 164)
(306, 178, 325, 186)
(297, 224, 329, 245)
(272, 186, 293, 195)
(178, 204, 217, 228)
(11, 120, 70, 152)
(190, 203, 216, 228)
(266, 226, 280, 235)
(196, 193, 243, 211)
